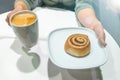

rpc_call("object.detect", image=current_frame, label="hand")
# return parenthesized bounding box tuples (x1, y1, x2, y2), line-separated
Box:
(91, 22, 107, 46)
(77, 8, 107, 46)
(5, 5, 24, 26)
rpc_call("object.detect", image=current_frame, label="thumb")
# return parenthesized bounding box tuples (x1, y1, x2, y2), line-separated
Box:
(93, 26, 107, 46)
(99, 37, 107, 46)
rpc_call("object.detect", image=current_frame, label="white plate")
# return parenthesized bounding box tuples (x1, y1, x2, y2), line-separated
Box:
(48, 27, 108, 69)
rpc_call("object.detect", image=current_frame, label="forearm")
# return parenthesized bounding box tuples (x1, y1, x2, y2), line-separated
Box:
(77, 8, 102, 30)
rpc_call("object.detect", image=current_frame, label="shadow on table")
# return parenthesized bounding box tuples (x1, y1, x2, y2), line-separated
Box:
(48, 59, 103, 80)
(10, 38, 41, 73)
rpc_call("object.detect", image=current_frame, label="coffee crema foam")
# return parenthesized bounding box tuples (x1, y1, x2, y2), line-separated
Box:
(11, 13, 36, 26)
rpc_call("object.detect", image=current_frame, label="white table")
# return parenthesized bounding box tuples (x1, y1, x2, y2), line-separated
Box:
(0, 7, 120, 80)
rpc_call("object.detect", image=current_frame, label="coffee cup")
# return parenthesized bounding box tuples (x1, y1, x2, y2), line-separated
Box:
(9, 10, 39, 49)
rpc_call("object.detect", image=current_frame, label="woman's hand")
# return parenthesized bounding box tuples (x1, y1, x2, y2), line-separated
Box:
(5, 1, 29, 26)
(77, 8, 107, 46)
(6, 6, 24, 26)
(90, 22, 106, 46)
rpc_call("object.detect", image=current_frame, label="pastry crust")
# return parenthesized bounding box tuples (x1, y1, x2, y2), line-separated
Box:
(64, 34, 90, 57)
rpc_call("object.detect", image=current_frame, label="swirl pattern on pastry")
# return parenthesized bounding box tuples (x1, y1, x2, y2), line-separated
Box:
(64, 34, 90, 57)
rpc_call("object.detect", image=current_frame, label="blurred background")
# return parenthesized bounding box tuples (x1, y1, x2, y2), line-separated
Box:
(0, 0, 14, 14)
(0, 0, 120, 47)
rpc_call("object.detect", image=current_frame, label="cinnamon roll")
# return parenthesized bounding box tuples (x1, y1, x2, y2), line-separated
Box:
(64, 34, 90, 57)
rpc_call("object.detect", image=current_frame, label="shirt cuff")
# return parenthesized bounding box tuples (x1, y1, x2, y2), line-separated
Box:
(75, 4, 93, 16)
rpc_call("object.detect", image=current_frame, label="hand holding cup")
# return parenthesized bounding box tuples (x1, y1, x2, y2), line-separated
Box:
(9, 10, 39, 49)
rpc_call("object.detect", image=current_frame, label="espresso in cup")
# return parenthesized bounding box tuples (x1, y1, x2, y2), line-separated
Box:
(11, 12, 37, 26)
(10, 10, 38, 49)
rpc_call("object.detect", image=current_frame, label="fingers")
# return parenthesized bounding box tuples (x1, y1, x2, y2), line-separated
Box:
(5, 12, 10, 25)
(6, 12, 12, 26)
(5, 8, 23, 26)
(97, 30, 107, 46)
(5, 10, 17, 26)
(99, 38, 107, 46)
(93, 25, 107, 46)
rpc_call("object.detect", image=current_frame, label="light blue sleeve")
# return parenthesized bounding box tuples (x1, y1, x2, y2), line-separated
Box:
(75, 0, 93, 15)
(15, 0, 41, 10)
